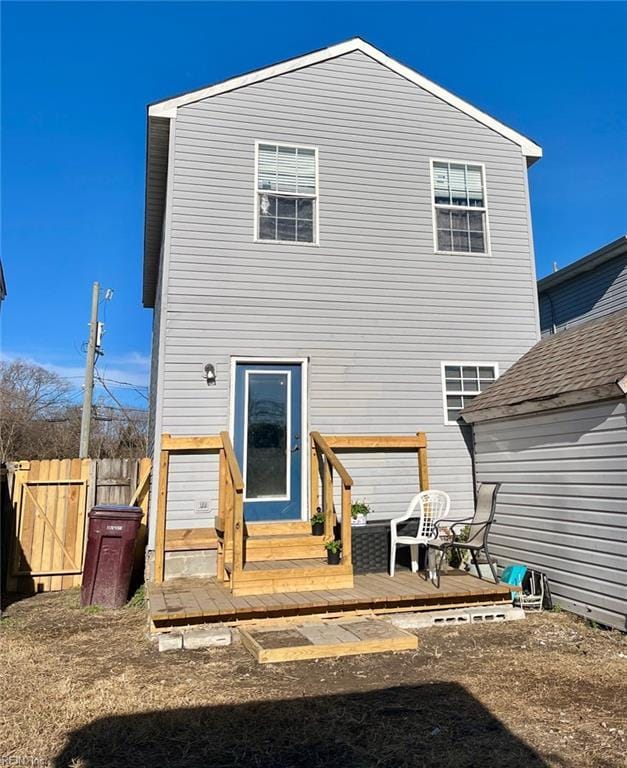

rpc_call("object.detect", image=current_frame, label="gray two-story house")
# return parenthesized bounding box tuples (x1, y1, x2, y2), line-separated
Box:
(143, 38, 542, 584)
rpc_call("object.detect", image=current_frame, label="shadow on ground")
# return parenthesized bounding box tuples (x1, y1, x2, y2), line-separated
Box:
(54, 681, 548, 768)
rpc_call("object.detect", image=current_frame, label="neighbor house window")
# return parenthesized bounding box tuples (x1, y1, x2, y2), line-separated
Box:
(442, 363, 498, 423)
(432, 161, 488, 254)
(256, 143, 317, 243)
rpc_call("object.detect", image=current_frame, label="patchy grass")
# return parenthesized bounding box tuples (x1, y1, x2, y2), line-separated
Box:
(126, 584, 146, 609)
(0, 590, 625, 768)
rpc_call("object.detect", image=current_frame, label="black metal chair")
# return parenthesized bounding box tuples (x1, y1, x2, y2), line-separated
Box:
(427, 482, 501, 588)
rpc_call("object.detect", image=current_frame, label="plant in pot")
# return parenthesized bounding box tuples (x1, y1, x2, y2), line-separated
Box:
(447, 525, 471, 570)
(324, 538, 342, 565)
(351, 500, 372, 527)
(311, 508, 324, 536)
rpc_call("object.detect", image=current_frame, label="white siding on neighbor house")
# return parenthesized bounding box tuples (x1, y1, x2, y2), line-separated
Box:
(150, 50, 540, 545)
(539, 253, 627, 336)
(474, 400, 627, 631)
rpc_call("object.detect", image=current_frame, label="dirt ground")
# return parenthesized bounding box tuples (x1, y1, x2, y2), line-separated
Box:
(1, 590, 625, 768)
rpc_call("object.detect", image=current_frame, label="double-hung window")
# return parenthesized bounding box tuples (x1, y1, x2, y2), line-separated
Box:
(432, 161, 488, 254)
(256, 143, 317, 243)
(442, 363, 498, 424)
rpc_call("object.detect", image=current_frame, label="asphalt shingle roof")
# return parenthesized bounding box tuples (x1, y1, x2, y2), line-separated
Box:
(462, 310, 627, 418)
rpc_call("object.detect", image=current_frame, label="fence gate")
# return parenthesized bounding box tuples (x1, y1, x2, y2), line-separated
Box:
(6, 457, 150, 594)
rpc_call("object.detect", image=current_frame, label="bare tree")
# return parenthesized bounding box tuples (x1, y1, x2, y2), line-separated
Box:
(0, 359, 74, 461)
(0, 359, 148, 461)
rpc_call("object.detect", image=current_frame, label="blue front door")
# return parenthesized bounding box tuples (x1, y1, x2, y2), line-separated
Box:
(233, 363, 302, 521)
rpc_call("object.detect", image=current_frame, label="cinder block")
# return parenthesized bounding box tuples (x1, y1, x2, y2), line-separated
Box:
(183, 626, 232, 649)
(388, 610, 471, 629)
(387, 605, 524, 630)
(467, 605, 525, 623)
(158, 632, 183, 652)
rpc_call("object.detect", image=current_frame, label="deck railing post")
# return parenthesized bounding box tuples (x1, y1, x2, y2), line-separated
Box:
(154, 448, 170, 585)
(323, 458, 334, 539)
(417, 432, 429, 491)
(231, 487, 244, 591)
(216, 447, 227, 582)
(310, 439, 318, 519)
(341, 482, 352, 567)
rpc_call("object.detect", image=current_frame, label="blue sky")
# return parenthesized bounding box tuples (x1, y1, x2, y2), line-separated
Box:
(2, 1, 626, 407)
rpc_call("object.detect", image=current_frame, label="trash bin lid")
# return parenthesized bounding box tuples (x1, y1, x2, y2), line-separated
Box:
(89, 504, 143, 519)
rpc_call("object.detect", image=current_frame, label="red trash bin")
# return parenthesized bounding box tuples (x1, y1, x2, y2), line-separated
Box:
(81, 505, 143, 608)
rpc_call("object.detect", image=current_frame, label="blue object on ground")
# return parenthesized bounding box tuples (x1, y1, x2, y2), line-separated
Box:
(500, 564, 528, 601)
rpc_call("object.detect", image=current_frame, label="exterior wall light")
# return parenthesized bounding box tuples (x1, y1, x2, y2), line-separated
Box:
(204, 363, 216, 386)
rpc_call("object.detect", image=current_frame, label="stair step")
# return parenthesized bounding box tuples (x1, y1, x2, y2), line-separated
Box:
(244, 533, 325, 561)
(225, 558, 354, 596)
(246, 521, 312, 536)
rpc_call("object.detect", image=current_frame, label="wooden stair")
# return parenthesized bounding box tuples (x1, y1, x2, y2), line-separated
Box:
(242, 521, 326, 562)
(224, 558, 354, 596)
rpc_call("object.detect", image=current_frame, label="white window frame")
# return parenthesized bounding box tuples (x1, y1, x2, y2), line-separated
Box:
(441, 361, 499, 425)
(253, 140, 320, 246)
(229, 356, 309, 521)
(430, 159, 491, 257)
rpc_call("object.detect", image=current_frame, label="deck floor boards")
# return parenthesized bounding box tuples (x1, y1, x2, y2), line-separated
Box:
(149, 570, 512, 628)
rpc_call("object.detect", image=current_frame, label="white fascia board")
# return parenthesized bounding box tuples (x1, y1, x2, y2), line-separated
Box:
(148, 38, 542, 159)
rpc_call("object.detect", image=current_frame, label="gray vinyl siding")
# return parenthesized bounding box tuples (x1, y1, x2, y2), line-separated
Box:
(474, 400, 627, 631)
(539, 253, 627, 336)
(150, 50, 539, 546)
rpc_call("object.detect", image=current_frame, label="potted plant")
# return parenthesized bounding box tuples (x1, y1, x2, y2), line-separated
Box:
(351, 500, 372, 527)
(311, 508, 324, 536)
(324, 538, 342, 565)
(447, 525, 471, 570)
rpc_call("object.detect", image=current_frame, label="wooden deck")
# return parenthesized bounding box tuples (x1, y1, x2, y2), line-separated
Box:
(148, 570, 512, 630)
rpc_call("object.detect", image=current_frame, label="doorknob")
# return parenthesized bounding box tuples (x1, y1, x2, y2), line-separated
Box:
(292, 434, 300, 453)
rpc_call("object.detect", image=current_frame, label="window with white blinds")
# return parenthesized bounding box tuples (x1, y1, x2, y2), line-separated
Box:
(431, 161, 488, 254)
(256, 143, 317, 243)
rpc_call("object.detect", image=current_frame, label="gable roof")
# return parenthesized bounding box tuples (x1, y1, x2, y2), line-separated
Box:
(461, 311, 627, 424)
(538, 235, 627, 293)
(148, 38, 542, 158)
(143, 38, 543, 307)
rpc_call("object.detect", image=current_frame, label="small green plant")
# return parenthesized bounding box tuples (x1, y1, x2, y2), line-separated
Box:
(351, 500, 372, 519)
(324, 538, 342, 553)
(83, 604, 102, 615)
(447, 525, 471, 569)
(127, 584, 146, 609)
(311, 511, 324, 525)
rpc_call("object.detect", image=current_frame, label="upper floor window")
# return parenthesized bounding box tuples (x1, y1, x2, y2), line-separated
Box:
(256, 143, 317, 243)
(432, 161, 488, 255)
(442, 363, 498, 424)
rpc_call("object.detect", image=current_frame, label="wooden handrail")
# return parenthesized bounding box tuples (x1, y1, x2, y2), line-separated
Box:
(219, 431, 244, 491)
(154, 432, 245, 586)
(219, 431, 244, 589)
(310, 431, 353, 487)
(325, 434, 426, 449)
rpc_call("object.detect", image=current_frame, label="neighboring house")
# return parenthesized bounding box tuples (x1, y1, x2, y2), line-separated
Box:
(538, 235, 627, 336)
(143, 38, 542, 581)
(462, 311, 627, 630)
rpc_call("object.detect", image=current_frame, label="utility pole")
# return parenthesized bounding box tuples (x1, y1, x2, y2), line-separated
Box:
(79, 282, 100, 458)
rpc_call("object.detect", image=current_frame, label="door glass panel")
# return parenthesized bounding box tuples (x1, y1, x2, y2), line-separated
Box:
(246, 373, 288, 498)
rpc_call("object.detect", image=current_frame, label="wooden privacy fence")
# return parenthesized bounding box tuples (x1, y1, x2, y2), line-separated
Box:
(5, 457, 151, 594)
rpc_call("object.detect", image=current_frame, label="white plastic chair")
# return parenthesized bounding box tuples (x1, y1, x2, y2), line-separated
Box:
(389, 490, 451, 577)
